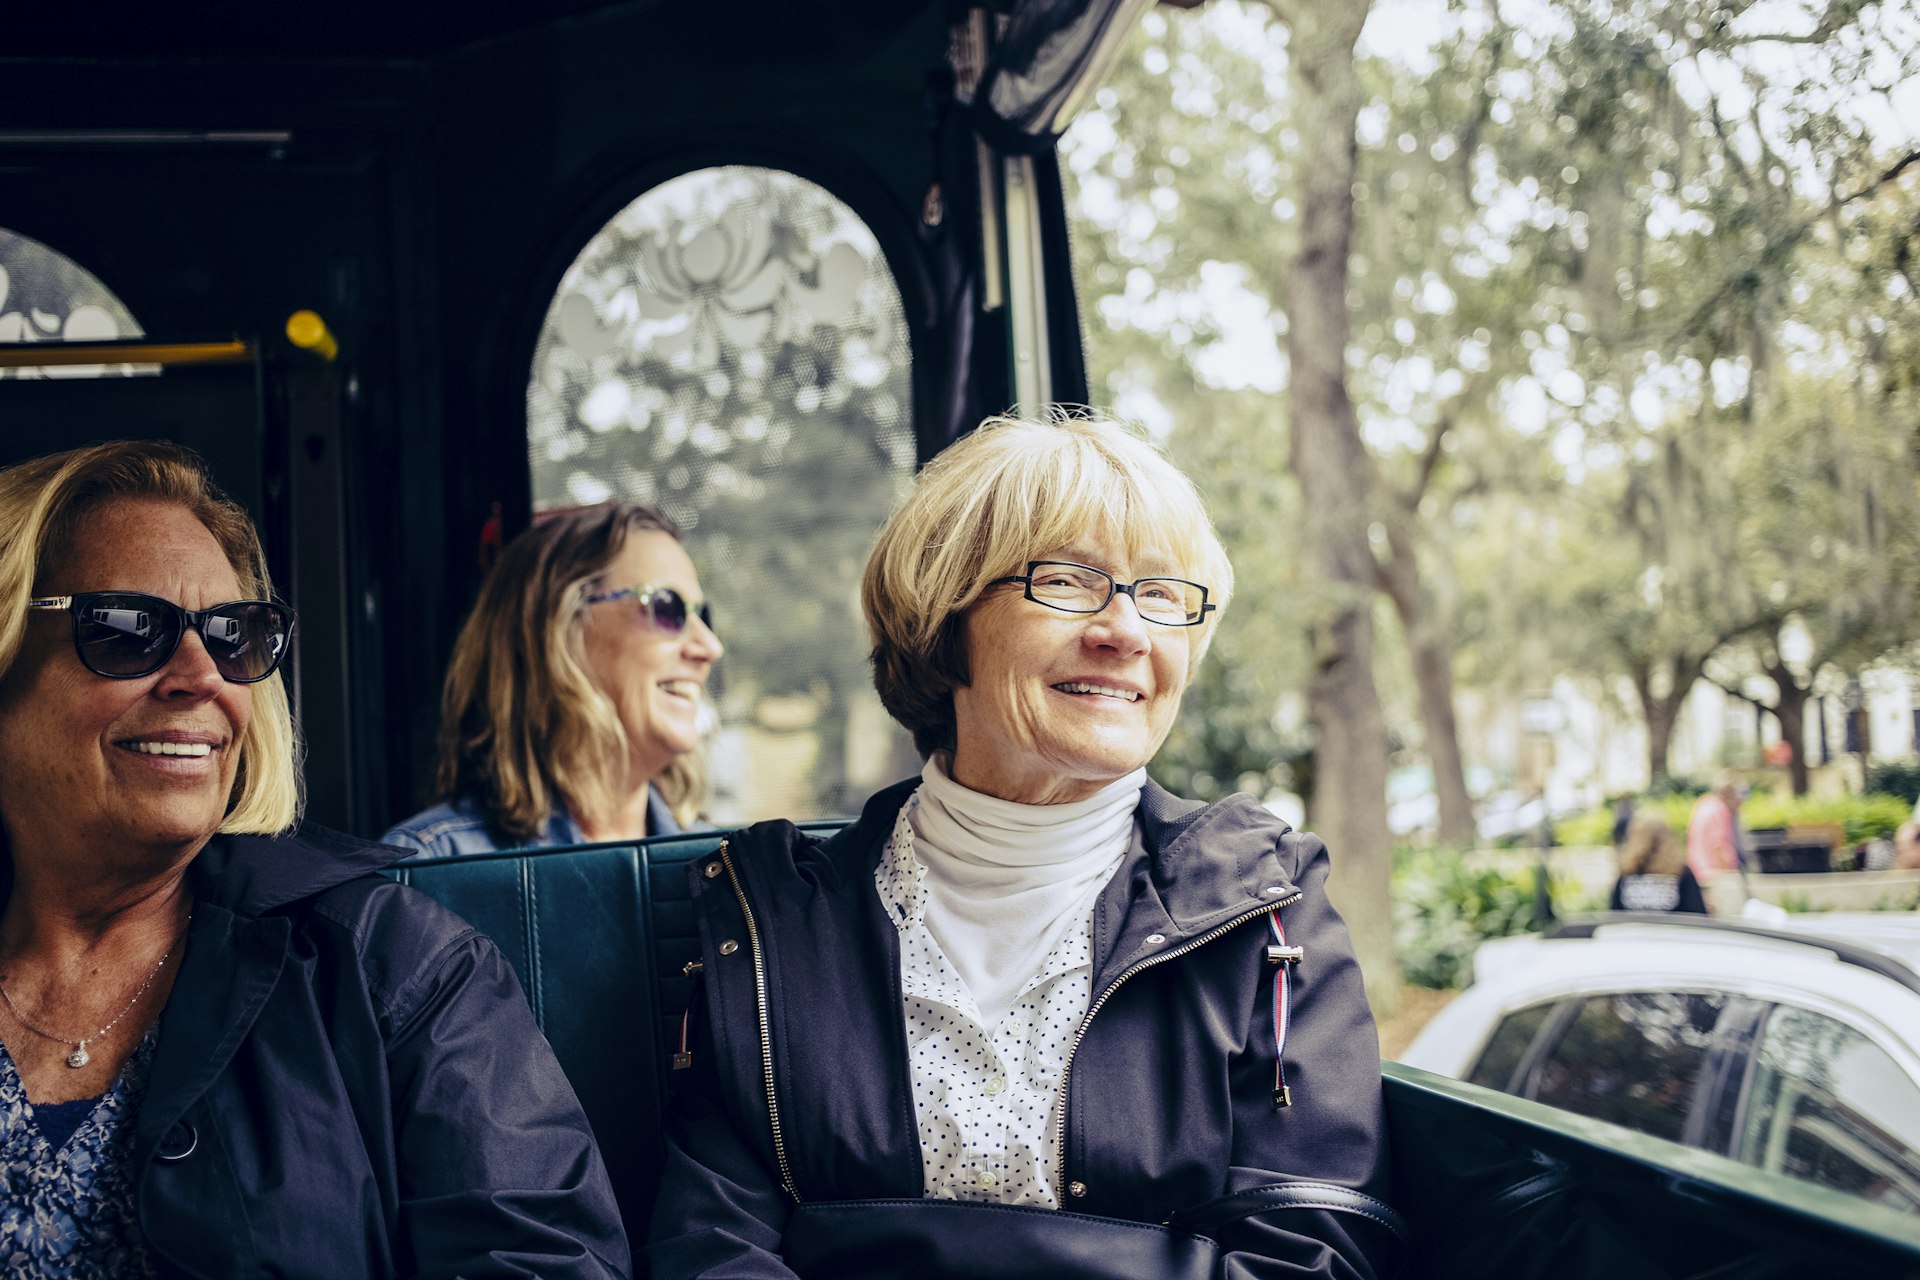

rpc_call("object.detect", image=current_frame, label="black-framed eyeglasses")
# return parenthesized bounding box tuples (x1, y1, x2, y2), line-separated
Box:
(989, 561, 1215, 626)
(584, 584, 714, 636)
(27, 591, 295, 683)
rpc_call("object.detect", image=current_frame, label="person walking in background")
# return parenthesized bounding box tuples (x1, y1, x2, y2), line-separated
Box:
(1611, 813, 1709, 914)
(1686, 775, 1744, 882)
(383, 501, 723, 857)
(1610, 797, 1636, 849)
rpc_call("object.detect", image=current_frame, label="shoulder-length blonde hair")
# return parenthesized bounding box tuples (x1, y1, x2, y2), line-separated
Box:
(434, 502, 706, 837)
(0, 440, 301, 835)
(1619, 812, 1686, 878)
(863, 412, 1234, 756)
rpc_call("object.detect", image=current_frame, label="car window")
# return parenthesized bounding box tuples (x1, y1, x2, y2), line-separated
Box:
(1466, 1000, 1556, 1093)
(1529, 992, 1728, 1144)
(1737, 1004, 1920, 1214)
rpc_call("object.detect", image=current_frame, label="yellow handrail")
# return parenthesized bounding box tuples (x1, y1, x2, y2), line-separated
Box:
(0, 339, 254, 369)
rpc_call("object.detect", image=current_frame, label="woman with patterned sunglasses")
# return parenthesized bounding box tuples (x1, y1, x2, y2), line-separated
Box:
(382, 501, 724, 858)
(0, 440, 627, 1277)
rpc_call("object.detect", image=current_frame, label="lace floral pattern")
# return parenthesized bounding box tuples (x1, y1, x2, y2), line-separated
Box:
(0, 1031, 158, 1278)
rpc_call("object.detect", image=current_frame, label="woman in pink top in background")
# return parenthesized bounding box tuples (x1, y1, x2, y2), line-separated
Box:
(1685, 776, 1744, 883)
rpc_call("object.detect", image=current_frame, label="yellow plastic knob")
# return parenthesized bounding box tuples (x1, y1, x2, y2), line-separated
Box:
(285, 310, 338, 361)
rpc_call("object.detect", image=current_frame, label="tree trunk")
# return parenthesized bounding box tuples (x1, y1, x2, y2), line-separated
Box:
(1265, 0, 1396, 1015)
(1632, 655, 1700, 787)
(1764, 654, 1811, 796)
(1378, 523, 1476, 846)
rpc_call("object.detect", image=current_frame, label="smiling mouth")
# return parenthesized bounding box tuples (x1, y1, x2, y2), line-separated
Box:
(1053, 682, 1143, 703)
(657, 679, 702, 701)
(119, 741, 215, 758)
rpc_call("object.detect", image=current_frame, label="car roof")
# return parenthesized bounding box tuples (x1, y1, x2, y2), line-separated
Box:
(1400, 913, 1920, 1077)
(1544, 913, 1920, 996)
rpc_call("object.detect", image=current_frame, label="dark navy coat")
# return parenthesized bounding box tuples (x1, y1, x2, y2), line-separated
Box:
(126, 825, 630, 1278)
(650, 779, 1402, 1278)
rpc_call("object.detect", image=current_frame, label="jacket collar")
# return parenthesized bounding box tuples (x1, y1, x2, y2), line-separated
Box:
(817, 773, 1298, 928)
(188, 822, 408, 918)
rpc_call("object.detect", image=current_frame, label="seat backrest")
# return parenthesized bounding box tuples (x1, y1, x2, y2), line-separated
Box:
(385, 836, 718, 1235)
(386, 829, 819, 1232)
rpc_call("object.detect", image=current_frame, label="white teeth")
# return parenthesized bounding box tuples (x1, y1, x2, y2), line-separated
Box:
(658, 680, 699, 698)
(126, 741, 212, 757)
(1055, 682, 1141, 702)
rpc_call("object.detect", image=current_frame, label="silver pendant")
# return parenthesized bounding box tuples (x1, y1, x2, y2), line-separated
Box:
(66, 1044, 90, 1069)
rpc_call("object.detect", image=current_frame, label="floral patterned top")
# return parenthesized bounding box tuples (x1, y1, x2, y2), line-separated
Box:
(0, 1031, 158, 1279)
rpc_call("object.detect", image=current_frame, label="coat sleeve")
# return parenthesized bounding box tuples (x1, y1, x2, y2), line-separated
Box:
(646, 979, 803, 1278)
(1180, 836, 1408, 1280)
(383, 930, 632, 1280)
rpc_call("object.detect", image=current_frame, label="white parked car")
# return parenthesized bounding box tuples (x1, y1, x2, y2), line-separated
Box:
(1399, 913, 1920, 1215)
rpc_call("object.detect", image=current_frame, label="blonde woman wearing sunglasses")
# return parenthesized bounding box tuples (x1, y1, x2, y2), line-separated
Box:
(0, 440, 626, 1277)
(382, 501, 724, 858)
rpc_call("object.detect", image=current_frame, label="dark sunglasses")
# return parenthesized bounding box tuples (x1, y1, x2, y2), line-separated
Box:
(584, 584, 714, 636)
(28, 591, 295, 683)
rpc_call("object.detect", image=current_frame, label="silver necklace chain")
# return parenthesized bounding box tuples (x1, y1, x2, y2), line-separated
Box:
(0, 918, 189, 1069)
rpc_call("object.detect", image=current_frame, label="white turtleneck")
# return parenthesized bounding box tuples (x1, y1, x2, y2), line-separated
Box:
(908, 754, 1144, 1027)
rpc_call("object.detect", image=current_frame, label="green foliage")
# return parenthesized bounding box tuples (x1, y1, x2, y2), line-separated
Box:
(1553, 809, 1617, 848)
(1866, 762, 1920, 805)
(1744, 793, 1912, 845)
(1392, 849, 1547, 989)
(1555, 791, 1912, 847)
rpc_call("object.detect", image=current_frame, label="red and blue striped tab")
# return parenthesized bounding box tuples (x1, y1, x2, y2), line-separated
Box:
(1269, 911, 1292, 1108)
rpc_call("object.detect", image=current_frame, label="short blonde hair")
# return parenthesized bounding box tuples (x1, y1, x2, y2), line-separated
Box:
(0, 441, 301, 835)
(1619, 812, 1686, 878)
(434, 502, 707, 837)
(863, 412, 1233, 756)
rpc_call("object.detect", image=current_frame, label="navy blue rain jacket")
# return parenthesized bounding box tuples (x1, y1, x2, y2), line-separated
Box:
(122, 825, 630, 1278)
(650, 779, 1402, 1278)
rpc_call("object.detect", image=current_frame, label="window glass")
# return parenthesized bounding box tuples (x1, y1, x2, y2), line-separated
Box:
(0, 226, 147, 378)
(1531, 991, 1727, 1143)
(1466, 1000, 1556, 1093)
(528, 167, 918, 823)
(1738, 1004, 1920, 1214)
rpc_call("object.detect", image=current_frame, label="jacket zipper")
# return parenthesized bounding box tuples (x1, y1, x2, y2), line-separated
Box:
(1052, 891, 1303, 1206)
(715, 839, 802, 1202)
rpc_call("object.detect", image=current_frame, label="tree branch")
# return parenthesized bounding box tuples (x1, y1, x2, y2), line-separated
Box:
(1707, 672, 1776, 714)
(1672, 147, 1920, 342)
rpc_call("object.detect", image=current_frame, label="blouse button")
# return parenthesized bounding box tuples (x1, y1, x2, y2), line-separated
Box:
(984, 1075, 1006, 1095)
(156, 1122, 198, 1162)
(977, 1171, 999, 1190)
(1068, 1180, 1088, 1198)
(719, 939, 739, 956)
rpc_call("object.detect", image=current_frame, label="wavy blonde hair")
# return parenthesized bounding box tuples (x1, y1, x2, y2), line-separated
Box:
(863, 412, 1234, 756)
(1619, 812, 1687, 878)
(434, 502, 706, 837)
(0, 440, 301, 835)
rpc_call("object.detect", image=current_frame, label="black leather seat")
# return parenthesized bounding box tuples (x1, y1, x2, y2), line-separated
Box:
(388, 831, 1920, 1279)
(388, 831, 723, 1230)
(384, 826, 842, 1232)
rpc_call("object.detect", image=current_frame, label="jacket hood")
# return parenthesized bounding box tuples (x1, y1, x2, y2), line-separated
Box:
(189, 822, 410, 917)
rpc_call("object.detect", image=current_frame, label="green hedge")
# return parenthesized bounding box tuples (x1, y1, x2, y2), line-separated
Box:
(1867, 762, 1920, 805)
(1555, 791, 1911, 847)
(1391, 850, 1604, 990)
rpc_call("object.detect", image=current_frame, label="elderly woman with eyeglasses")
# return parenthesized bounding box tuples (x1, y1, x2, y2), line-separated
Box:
(650, 416, 1402, 1280)
(382, 501, 724, 857)
(0, 441, 627, 1278)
